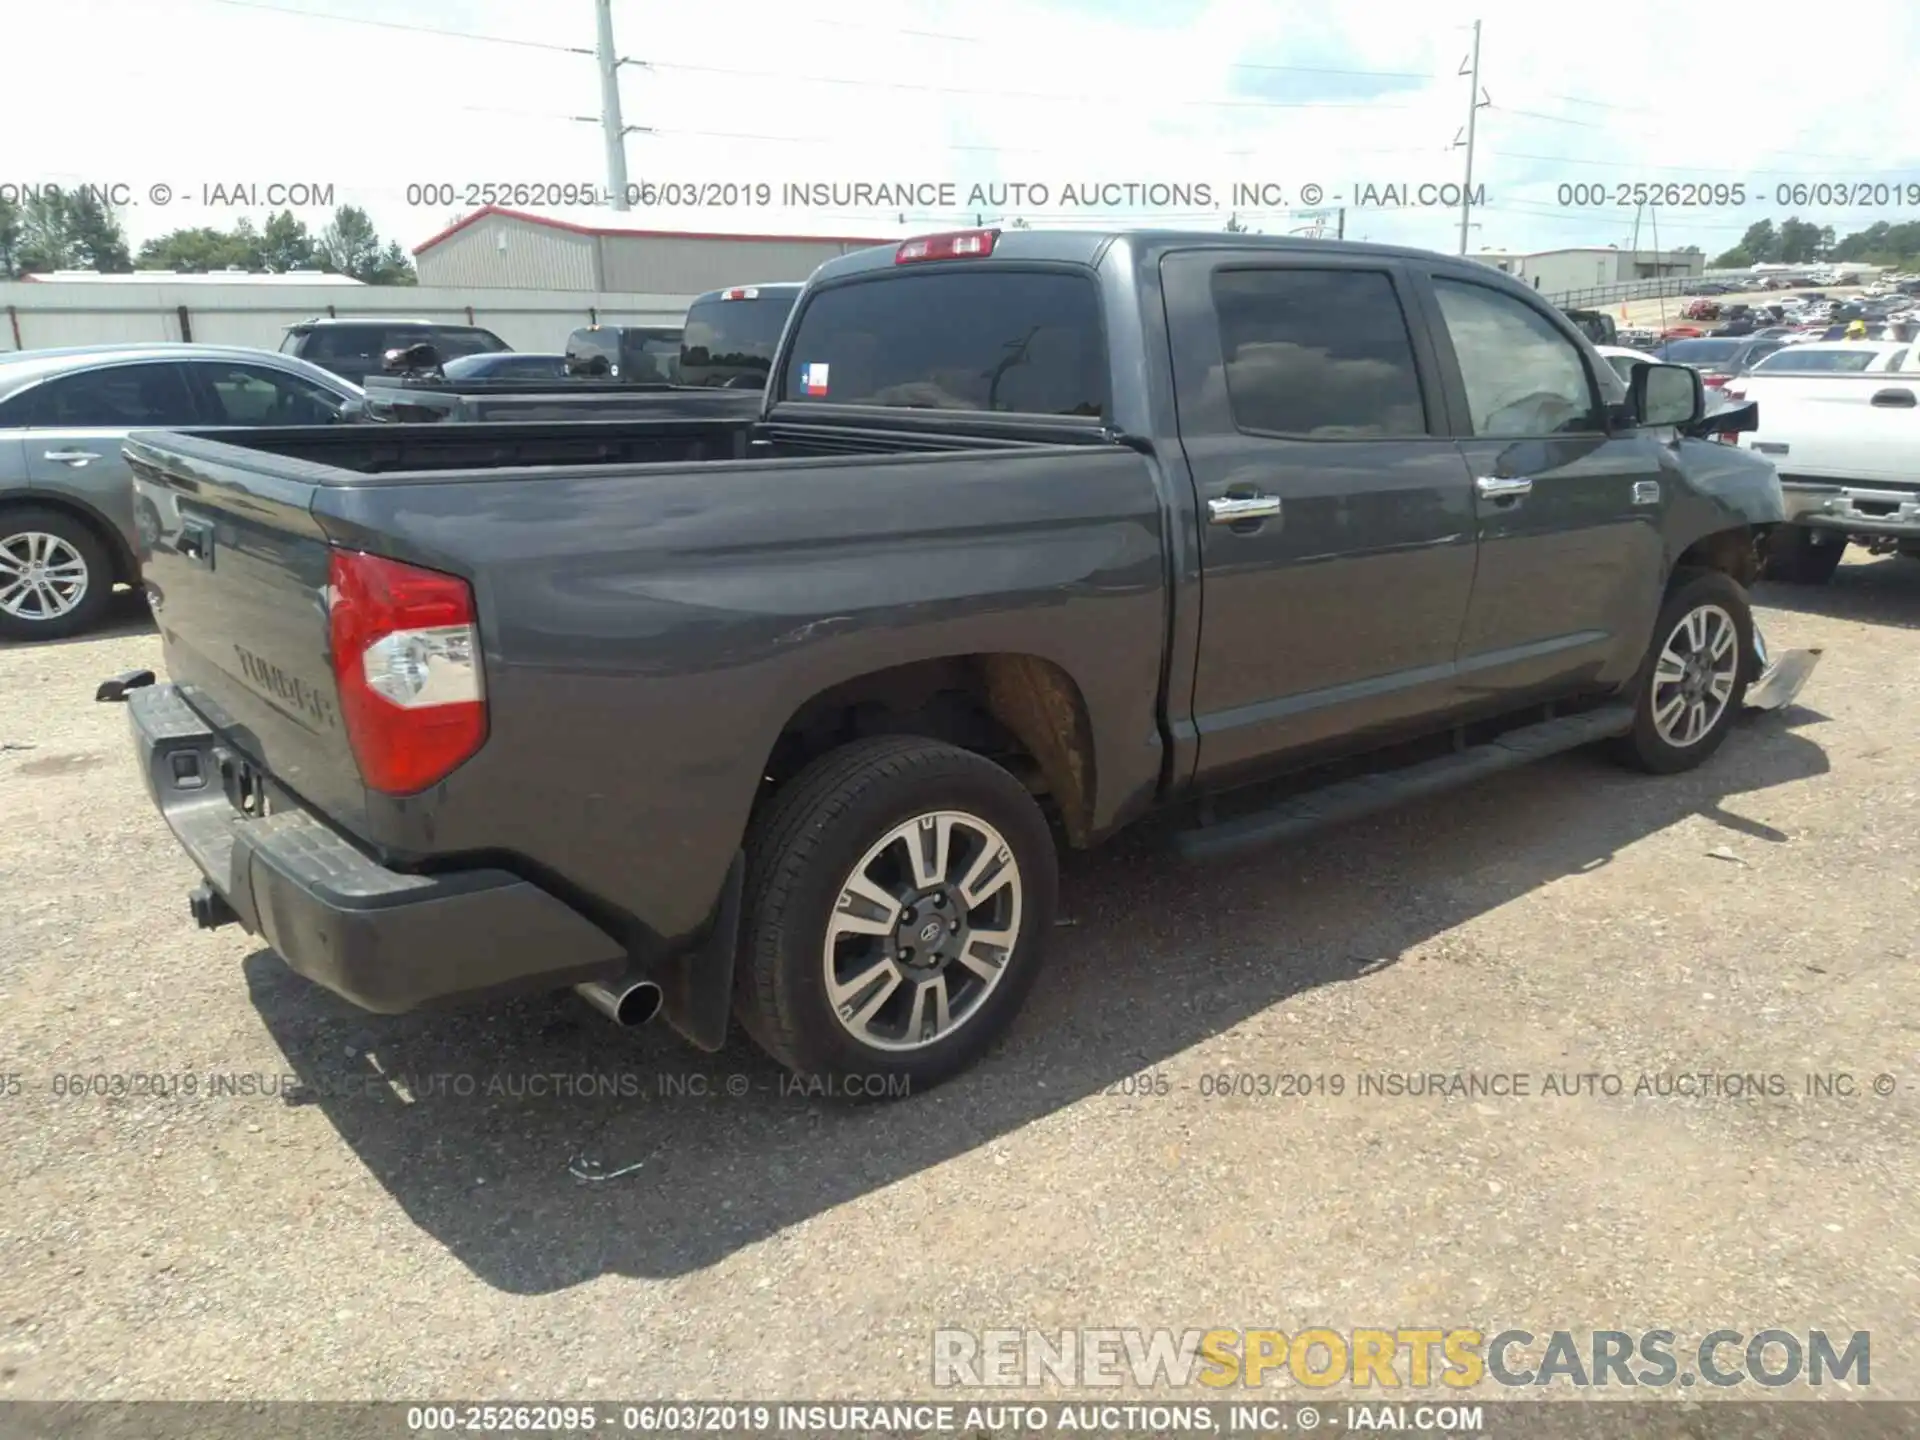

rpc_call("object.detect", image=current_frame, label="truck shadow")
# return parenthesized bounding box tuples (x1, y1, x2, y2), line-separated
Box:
(244, 711, 1832, 1293)
(1755, 554, 1920, 631)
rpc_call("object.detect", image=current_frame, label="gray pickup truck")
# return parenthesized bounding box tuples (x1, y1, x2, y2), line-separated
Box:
(103, 228, 1817, 1091)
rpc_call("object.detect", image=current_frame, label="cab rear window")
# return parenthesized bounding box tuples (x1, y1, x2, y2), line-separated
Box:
(779, 270, 1106, 417)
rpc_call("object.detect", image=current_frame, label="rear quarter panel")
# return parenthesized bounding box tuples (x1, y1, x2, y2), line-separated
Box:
(317, 444, 1170, 951)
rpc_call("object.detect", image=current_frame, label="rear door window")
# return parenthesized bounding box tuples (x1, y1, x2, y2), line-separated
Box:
(779, 270, 1106, 416)
(31, 363, 201, 427)
(1210, 268, 1428, 437)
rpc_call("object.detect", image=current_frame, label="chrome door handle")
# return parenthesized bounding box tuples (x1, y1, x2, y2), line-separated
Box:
(1208, 494, 1282, 524)
(1475, 475, 1532, 498)
(43, 449, 101, 465)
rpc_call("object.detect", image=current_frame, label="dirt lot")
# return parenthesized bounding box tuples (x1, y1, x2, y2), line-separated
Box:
(2, 560, 1917, 1404)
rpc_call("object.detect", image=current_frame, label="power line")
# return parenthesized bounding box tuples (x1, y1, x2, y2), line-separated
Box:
(1488, 150, 1920, 177)
(206, 0, 589, 53)
(452, 106, 1447, 157)
(635, 58, 1422, 109)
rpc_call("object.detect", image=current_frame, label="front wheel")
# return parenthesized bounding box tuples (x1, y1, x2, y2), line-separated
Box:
(734, 736, 1058, 1092)
(1612, 569, 1753, 775)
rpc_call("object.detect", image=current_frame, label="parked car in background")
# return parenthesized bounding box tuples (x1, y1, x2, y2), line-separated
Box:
(1656, 335, 1789, 393)
(1743, 341, 1915, 376)
(280, 318, 511, 385)
(677, 283, 803, 388)
(441, 352, 571, 381)
(563, 325, 684, 382)
(0, 344, 363, 640)
(1595, 344, 1664, 383)
(1733, 350, 1920, 583)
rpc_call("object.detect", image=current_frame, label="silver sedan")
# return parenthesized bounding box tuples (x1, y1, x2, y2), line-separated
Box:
(0, 344, 363, 640)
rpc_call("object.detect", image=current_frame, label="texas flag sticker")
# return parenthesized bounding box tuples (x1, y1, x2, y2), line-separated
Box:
(802, 362, 830, 396)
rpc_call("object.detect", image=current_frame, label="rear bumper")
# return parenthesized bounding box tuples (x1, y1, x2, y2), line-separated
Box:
(1780, 481, 1920, 537)
(125, 683, 626, 1013)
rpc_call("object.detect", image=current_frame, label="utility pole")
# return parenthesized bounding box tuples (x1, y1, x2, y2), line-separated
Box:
(1337, 207, 1346, 240)
(594, 0, 632, 210)
(1455, 20, 1486, 256)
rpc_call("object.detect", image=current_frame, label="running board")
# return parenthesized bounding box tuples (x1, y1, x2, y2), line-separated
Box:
(1172, 704, 1636, 863)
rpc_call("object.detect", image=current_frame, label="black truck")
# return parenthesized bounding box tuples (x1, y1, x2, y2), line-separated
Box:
(104, 228, 1818, 1092)
(351, 288, 802, 423)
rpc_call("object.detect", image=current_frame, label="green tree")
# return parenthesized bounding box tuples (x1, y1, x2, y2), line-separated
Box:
(0, 195, 20, 278)
(12, 188, 132, 272)
(1223, 212, 1249, 233)
(259, 209, 316, 271)
(316, 204, 384, 279)
(66, 189, 132, 271)
(1736, 220, 1779, 264)
(137, 224, 263, 271)
(1777, 217, 1825, 264)
(366, 239, 417, 286)
(1710, 244, 1751, 268)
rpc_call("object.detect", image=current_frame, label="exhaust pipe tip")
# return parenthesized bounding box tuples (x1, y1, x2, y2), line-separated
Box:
(575, 977, 663, 1028)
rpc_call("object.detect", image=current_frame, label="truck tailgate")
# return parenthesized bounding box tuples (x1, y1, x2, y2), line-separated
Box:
(126, 434, 373, 835)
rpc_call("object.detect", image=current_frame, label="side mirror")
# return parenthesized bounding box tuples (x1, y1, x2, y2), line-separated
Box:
(1632, 362, 1703, 428)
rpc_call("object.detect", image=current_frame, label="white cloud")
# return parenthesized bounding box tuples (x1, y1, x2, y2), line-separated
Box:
(3, 0, 1917, 261)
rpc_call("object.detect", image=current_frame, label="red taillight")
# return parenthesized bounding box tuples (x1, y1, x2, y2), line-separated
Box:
(1702, 373, 1729, 388)
(895, 229, 998, 263)
(1727, 386, 1747, 401)
(721, 287, 759, 300)
(328, 550, 486, 795)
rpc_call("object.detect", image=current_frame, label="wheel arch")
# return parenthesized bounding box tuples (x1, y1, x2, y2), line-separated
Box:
(1668, 523, 1765, 591)
(759, 651, 1100, 847)
(0, 489, 139, 586)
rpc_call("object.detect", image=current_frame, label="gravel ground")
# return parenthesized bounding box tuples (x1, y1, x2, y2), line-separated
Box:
(1, 561, 1916, 1405)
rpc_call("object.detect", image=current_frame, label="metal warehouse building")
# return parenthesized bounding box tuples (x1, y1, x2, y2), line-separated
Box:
(413, 206, 892, 293)
(1470, 246, 1704, 296)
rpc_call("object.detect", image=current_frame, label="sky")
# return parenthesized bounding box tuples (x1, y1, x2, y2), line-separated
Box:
(6, 0, 1920, 262)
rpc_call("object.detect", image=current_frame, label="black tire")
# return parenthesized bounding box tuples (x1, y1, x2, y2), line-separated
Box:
(1761, 524, 1846, 585)
(1612, 568, 1753, 775)
(734, 735, 1058, 1093)
(0, 506, 117, 642)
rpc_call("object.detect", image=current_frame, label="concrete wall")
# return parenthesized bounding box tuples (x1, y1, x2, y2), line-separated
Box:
(0, 280, 698, 355)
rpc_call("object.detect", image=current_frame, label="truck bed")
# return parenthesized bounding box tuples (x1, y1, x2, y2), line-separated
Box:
(123, 415, 1168, 953)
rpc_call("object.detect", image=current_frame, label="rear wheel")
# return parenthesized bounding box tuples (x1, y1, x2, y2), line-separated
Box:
(1761, 524, 1846, 585)
(1612, 569, 1752, 775)
(734, 735, 1057, 1093)
(0, 507, 115, 642)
